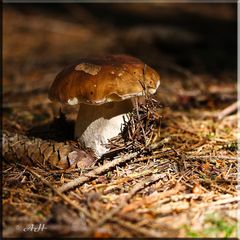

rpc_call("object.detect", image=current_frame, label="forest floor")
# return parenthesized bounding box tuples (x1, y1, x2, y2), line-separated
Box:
(2, 3, 238, 238)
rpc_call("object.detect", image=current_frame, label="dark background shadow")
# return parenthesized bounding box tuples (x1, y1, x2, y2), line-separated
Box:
(7, 3, 237, 76)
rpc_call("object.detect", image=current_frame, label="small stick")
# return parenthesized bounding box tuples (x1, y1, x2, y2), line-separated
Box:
(135, 98, 147, 145)
(186, 155, 238, 161)
(217, 101, 238, 120)
(206, 195, 240, 207)
(58, 152, 139, 193)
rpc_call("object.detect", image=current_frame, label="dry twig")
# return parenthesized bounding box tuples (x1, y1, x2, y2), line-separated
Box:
(217, 101, 238, 120)
(58, 152, 139, 193)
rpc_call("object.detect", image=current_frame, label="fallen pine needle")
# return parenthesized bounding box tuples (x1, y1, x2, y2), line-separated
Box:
(58, 152, 139, 193)
(25, 166, 95, 221)
(90, 173, 166, 231)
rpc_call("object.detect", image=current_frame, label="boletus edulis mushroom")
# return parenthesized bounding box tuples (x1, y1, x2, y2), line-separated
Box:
(49, 54, 160, 158)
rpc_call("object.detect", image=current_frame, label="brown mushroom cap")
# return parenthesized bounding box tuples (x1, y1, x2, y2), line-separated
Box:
(49, 54, 160, 105)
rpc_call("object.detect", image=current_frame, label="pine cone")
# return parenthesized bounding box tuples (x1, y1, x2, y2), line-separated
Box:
(2, 131, 95, 169)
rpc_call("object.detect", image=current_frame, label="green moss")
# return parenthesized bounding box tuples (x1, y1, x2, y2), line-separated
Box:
(181, 213, 236, 238)
(206, 132, 216, 140)
(183, 225, 201, 238)
(224, 141, 238, 152)
(204, 213, 236, 238)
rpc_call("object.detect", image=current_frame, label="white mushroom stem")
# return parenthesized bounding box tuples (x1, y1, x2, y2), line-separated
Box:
(74, 99, 134, 158)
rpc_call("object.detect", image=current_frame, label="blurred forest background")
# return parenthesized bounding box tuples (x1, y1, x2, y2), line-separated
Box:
(3, 3, 236, 102)
(3, 3, 237, 238)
